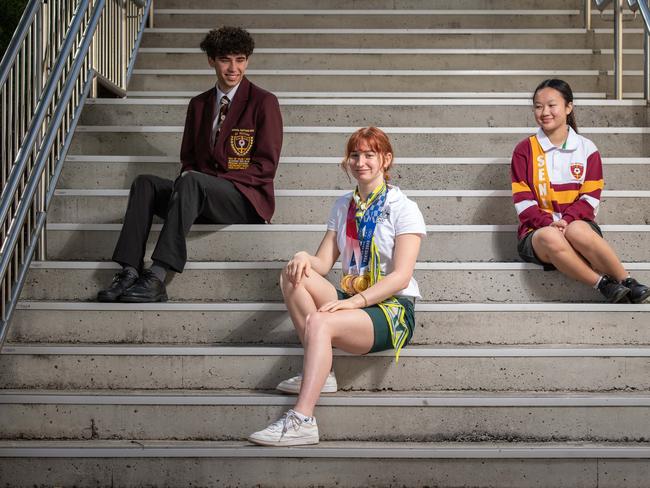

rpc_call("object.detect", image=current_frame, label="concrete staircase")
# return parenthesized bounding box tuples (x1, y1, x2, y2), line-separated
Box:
(2, 1, 650, 486)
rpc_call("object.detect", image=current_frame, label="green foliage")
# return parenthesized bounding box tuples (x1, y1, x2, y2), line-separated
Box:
(0, 0, 29, 59)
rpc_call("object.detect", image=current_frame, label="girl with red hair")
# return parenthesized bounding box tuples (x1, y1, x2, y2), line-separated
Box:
(249, 127, 426, 446)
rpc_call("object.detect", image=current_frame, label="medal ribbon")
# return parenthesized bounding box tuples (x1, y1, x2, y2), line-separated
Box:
(346, 182, 387, 273)
(344, 182, 410, 362)
(530, 135, 555, 214)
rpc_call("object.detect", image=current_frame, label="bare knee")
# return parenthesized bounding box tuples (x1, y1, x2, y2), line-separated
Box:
(280, 265, 319, 294)
(304, 312, 332, 343)
(280, 268, 303, 296)
(280, 270, 294, 300)
(564, 220, 598, 247)
(280, 269, 289, 291)
(533, 227, 570, 254)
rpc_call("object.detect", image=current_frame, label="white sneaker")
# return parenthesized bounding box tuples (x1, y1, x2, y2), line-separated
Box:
(248, 409, 319, 446)
(276, 371, 338, 394)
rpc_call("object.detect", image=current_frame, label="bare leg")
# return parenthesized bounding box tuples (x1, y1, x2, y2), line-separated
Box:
(280, 269, 339, 344)
(532, 227, 600, 285)
(294, 309, 374, 417)
(563, 221, 628, 281)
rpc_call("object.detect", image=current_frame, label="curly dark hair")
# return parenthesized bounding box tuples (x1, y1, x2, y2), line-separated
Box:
(200, 26, 255, 59)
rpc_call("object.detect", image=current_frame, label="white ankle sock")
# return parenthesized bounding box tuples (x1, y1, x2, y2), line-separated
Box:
(291, 409, 314, 423)
(593, 275, 604, 290)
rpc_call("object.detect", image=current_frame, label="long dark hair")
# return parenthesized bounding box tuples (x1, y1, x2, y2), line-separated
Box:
(533, 78, 578, 133)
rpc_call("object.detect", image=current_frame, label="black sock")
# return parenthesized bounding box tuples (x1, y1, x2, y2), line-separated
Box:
(150, 261, 168, 282)
(122, 265, 139, 277)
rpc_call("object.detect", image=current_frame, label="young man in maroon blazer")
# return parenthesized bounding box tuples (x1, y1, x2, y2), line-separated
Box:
(98, 26, 283, 302)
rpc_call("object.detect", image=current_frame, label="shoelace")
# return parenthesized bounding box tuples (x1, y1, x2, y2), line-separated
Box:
(271, 411, 305, 440)
(113, 269, 135, 284)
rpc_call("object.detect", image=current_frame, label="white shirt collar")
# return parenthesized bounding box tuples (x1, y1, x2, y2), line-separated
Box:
(536, 126, 578, 152)
(216, 82, 240, 107)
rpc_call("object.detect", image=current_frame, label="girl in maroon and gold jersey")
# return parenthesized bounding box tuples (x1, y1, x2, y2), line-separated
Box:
(511, 78, 649, 303)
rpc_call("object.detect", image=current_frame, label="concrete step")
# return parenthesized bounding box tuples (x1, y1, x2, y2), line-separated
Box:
(2, 343, 650, 391)
(2, 440, 648, 488)
(127, 70, 643, 93)
(149, 8, 645, 29)
(20, 261, 650, 302)
(140, 28, 646, 49)
(127, 90, 638, 98)
(60, 156, 650, 191)
(68, 126, 650, 158)
(43, 224, 650, 263)
(151, 12, 587, 29)
(48, 190, 650, 225)
(44, 223, 518, 262)
(80, 99, 650, 127)
(10, 302, 650, 346)
(2, 390, 650, 442)
(134, 50, 645, 71)
(155, 0, 584, 8)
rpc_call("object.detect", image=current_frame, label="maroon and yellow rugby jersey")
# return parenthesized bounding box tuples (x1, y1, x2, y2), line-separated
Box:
(511, 127, 604, 240)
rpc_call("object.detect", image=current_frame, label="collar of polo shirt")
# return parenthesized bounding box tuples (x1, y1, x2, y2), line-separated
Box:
(536, 126, 579, 152)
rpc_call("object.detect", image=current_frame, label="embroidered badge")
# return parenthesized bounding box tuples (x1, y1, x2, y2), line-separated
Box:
(230, 129, 254, 156)
(227, 157, 250, 170)
(570, 162, 585, 180)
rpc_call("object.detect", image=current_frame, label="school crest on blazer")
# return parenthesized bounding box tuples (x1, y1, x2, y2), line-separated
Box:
(228, 128, 255, 169)
(231, 129, 254, 156)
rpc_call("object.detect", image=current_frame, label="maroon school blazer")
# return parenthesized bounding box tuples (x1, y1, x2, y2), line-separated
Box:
(179, 77, 283, 222)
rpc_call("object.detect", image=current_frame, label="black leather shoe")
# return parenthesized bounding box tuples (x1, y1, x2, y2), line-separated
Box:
(120, 269, 168, 303)
(622, 277, 650, 304)
(597, 275, 630, 303)
(97, 269, 139, 302)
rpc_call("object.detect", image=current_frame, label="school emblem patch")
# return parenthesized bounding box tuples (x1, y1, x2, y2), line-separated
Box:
(570, 162, 585, 180)
(231, 132, 254, 156)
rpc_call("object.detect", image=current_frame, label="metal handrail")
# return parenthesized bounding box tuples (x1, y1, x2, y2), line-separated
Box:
(0, 1, 42, 88)
(592, 0, 650, 100)
(0, 0, 153, 345)
(591, 0, 623, 99)
(627, 0, 650, 99)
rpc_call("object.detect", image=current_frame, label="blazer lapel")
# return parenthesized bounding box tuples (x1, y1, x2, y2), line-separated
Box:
(203, 88, 217, 150)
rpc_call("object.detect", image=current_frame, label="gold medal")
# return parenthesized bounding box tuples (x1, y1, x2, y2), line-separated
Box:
(340, 274, 356, 295)
(352, 274, 369, 293)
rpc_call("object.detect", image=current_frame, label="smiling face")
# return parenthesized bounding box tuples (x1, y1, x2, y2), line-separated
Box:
(208, 53, 249, 92)
(346, 140, 392, 188)
(533, 87, 573, 135)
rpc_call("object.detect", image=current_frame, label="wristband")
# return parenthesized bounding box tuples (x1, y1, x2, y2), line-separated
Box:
(358, 292, 368, 308)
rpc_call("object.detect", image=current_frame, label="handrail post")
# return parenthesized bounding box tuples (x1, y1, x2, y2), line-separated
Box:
(122, 4, 127, 90)
(645, 1, 650, 102)
(37, 171, 46, 261)
(645, 27, 650, 101)
(585, 0, 592, 30)
(36, 6, 45, 262)
(148, 0, 154, 28)
(614, 0, 624, 99)
(91, 11, 98, 98)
